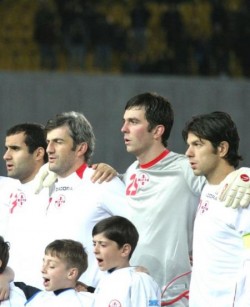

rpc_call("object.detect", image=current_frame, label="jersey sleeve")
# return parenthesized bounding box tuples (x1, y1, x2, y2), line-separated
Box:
(178, 156, 206, 196)
(99, 177, 131, 219)
(130, 272, 161, 307)
(233, 208, 250, 306)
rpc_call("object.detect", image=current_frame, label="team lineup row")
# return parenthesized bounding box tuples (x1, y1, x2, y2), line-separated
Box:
(0, 92, 249, 306)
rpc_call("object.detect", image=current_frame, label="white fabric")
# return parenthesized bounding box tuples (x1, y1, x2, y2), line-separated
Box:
(0, 282, 26, 307)
(25, 288, 94, 307)
(123, 151, 205, 306)
(93, 267, 161, 307)
(189, 183, 250, 306)
(2, 179, 49, 288)
(45, 166, 129, 287)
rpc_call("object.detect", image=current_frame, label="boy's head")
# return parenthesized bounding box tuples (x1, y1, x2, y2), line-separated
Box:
(0, 236, 10, 273)
(42, 239, 88, 291)
(92, 216, 139, 271)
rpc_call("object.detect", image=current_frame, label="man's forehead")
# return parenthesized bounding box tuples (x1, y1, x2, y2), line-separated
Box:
(124, 107, 146, 117)
(5, 132, 26, 144)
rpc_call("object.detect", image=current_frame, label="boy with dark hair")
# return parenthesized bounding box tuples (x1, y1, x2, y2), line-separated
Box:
(92, 216, 161, 306)
(0, 236, 27, 306)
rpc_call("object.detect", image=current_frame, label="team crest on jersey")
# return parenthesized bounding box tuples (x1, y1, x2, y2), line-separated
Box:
(9, 191, 27, 214)
(53, 194, 66, 208)
(126, 172, 150, 196)
(109, 300, 121, 307)
(198, 199, 209, 215)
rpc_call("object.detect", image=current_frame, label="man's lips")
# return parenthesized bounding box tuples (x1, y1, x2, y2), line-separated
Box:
(189, 162, 197, 169)
(124, 138, 131, 144)
(6, 164, 14, 171)
(48, 157, 56, 163)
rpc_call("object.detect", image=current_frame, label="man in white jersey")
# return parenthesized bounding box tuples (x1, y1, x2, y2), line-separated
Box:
(35, 93, 250, 305)
(0, 121, 115, 294)
(44, 111, 128, 288)
(183, 111, 250, 306)
(119, 93, 203, 306)
(1, 123, 50, 289)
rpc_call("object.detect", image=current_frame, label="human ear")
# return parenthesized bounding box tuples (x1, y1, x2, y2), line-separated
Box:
(34, 147, 46, 161)
(153, 125, 165, 140)
(77, 143, 88, 157)
(218, 141, 229, 157)
(68, 268, 78, 280)
(121, 243, 131, 258)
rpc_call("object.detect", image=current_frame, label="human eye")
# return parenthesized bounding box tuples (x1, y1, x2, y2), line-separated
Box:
(130, 118, 139, 125)
(11, 146, 20, 151)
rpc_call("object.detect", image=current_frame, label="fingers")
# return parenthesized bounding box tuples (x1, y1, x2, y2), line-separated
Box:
(240, 188, 250, 208)
(0, 288, 9, 301)
(91, 163, 117, 183)
(42, 172, 57, 187)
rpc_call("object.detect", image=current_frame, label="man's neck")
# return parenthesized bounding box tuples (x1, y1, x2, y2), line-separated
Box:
(207, 164, 235, 185)
(137, 145, 167, 165)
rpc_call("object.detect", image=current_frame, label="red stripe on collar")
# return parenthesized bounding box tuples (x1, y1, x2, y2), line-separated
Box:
(76, 163, 88, 178)
(140, 149, 170, 169)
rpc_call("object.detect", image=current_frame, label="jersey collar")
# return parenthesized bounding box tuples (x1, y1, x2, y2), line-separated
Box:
(139, 149, 170, 169)
(76, 163, 88, 179)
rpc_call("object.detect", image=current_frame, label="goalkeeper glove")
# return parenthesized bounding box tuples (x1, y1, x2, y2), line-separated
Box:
(218, 167, 250, 208)
(34, 163, 57, 194)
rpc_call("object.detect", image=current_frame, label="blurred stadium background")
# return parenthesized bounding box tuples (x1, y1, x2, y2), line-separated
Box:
(0, 0, 249, 173)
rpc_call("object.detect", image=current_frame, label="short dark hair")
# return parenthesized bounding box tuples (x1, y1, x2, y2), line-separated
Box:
(92, 216, 139, 259)
(6, 123, 47, 163)
(182, 111, 243, 168)
(0, 236, 10, 273)
(45, 111, 95, 163)
(125, 92, 174, 147)
(45, 239, 88, 279)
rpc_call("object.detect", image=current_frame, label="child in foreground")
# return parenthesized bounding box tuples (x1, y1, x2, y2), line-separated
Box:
(92, 215, 161, 306)
(25, 239, 94, 306)
(0, 235, 27, 306)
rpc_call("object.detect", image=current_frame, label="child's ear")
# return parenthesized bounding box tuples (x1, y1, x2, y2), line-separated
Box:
(121, 243, 131, 257)
(0, 260, 2, 268)
(68, 268, 78, 280)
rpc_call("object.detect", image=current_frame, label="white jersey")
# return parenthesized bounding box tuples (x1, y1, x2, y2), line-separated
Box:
(123, 150, 205, 305)
(189, 183, 250, 307)
(0, 282, 26, 307)
(0, 176, 19, 236)
(93, 267, 161, 307)
(25, 288, 94, 307)
(45, 164, 129, 287)
(2, 178, 49, 288)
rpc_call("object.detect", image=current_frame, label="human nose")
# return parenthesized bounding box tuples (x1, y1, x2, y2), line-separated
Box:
(41, 263, 47, 274)
(46, 141, 54, 153)
(185, 146, 193, 157)
(121, 121, 128, 133)
(93, 244, 99, 255)
(3, 149, 11, 160)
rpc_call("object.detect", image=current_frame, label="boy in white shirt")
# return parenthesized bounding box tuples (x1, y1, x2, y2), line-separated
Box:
(25, 239, 94, 307)
(92, 215, 161, 307)
(0, 236, 26, 306)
